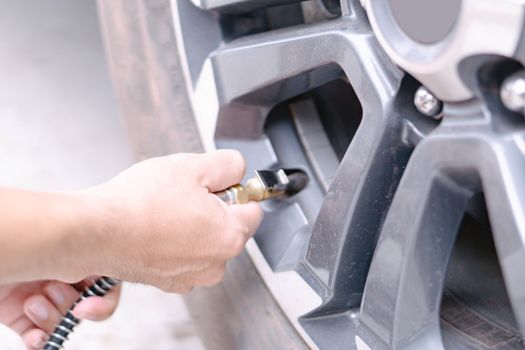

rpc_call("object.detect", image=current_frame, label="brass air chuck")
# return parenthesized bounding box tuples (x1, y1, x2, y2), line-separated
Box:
(215, 168, 309, 205)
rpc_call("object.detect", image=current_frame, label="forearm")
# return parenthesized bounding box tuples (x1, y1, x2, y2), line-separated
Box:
(0, 151, 263, 292)
(0, 188, 113, 284)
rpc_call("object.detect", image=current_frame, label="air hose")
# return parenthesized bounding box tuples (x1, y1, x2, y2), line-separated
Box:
(43, 277, 119, 350)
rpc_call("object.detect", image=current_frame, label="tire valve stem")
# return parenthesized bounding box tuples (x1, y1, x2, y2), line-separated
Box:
(43, 277, 119, 350)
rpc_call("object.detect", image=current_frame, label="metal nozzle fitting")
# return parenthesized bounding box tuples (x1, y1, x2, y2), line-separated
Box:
(215, 168, 308, 205)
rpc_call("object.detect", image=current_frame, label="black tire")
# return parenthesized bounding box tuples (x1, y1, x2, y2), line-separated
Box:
(97, 1, 307, 349)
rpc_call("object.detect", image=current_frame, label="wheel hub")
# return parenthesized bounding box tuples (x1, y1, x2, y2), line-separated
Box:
(169, 0, 525, 348)
(364, 0, 525, 101)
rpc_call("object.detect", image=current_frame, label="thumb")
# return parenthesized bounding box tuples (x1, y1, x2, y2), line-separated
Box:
(229, 201, 264, 237)
(72, 284, 122, 321)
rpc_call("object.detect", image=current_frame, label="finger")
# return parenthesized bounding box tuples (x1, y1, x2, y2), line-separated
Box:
(81, 276, 101, 287)
(72, 283, 121, 321)
(22, 328, 48, 350)
(43, 282, 80, 314)
(0, 281, 46, 325)
(0, 284, 17, 300)
(7, 314, 33, 335)
(71, 275, 101, 291)
(23, 295, 63, 333)
(230, 201, 264, 238)
(197, 150, 246, 192)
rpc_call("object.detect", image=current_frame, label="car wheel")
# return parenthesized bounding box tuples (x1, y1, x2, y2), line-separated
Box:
(99, 0, 525, 349)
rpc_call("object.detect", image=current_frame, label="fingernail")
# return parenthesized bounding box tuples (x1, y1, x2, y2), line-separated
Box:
(81, 309, 99, 320)
(32, 334, 46, 348)
(46, 284, 65, 305)
(74, 311, 95, 320)
(85, 313, 98, 321)
(28, 301, 49, 320)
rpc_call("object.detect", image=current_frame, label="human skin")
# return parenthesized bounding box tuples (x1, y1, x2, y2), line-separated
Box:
(0, 150, 263, 349)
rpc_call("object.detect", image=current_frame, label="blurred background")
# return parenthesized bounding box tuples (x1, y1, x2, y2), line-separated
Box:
(0, 0, 203, 348)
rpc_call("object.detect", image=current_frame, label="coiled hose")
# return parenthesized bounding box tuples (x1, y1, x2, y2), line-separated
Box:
(43, 277, 120, 350)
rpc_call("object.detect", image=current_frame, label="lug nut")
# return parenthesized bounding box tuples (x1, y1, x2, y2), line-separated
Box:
(414, 86, 443, 119)
(500, 70, 525, 114)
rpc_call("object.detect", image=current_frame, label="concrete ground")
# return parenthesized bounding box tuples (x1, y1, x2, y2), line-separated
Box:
(0, 1, 204, 349)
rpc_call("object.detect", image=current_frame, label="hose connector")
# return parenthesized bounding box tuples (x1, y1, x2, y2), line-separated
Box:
(215, 168, 308, 205)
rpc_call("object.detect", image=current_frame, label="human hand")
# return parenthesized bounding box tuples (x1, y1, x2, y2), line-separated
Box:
(0, 279, 120, 349)
(84, 150, 263, 292)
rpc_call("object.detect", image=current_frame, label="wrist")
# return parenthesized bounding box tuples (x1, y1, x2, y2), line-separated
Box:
(60, 189, 123, 281)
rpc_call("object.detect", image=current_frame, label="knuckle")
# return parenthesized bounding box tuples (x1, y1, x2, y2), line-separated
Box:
(215, 149, 246, 175)
(229, 231, 247, 256)
(170, 153, 197, 170)
(157, 282, 172, 293)
(177, 286, 194, 295)
(166, 285, 181, 294)
(157, 279, 179, 293)
(240, 222, 251, 238)
(227, 150, 246, 176)
(220, 226, 246, 256)
(206, 276, 222, 287)
(211, 268, 226, 285)
(201, 267, 226, 286)
(159, 279, 194, 294)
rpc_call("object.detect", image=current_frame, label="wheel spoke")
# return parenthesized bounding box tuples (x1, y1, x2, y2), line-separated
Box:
(301, 107, 411, 307)
(212, 20, 347, 105)
(212, 18, 400, 104)
(357, 111, 525, 349)
(212, 17, 402, 138)
(357, 136, 473, 349)
(483, 134, 525, 336)
(298, 75, 432, 313)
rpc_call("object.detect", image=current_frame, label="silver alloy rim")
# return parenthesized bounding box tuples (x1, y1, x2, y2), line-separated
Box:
(169, 0, 525, 348)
